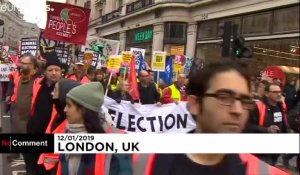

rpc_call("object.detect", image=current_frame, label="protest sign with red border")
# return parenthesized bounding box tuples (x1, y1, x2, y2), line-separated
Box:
(43, 1, 91, 45)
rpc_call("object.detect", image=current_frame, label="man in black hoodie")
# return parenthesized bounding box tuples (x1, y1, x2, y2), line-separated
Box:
(51, 79, 81, 132)
(37, 79, 81, 175)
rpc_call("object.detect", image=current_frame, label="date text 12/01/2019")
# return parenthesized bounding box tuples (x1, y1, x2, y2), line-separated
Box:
(58, 142, 140, 153)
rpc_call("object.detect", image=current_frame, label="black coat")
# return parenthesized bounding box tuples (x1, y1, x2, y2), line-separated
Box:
(245, 96, 289, 133)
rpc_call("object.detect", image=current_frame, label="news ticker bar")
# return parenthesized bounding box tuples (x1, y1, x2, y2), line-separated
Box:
(1, 134, 299, 154)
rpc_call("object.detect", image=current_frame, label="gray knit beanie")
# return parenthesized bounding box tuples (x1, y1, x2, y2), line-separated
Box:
(66, 82, 104, 112)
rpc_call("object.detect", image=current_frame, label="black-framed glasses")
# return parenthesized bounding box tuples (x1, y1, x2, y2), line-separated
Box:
(204, 90, 254, 110)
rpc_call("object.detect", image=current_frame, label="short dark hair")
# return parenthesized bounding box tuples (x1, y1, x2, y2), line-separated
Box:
(20, 52, 38, 69)
(265, 83, 280, 92)
(259, 80, 269, 87)
(187, 60, 251, 99)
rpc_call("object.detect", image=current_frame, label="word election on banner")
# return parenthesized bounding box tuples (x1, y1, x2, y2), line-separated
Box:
(152, 51, 166, 72)
(20, 38, 38, 56)
(103, 97, 196, 133)
(55, 46, 71, 66)
(106, 55, 122, 73)
(43, 1, 91, 45)
(0, 64, 16, 82)
(130, 48, 145, 70)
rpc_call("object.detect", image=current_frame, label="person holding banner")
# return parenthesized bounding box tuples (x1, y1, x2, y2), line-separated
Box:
(161, 73, 187, 104)
(138, 70, 160, 104)
(67, 61, 90, 84)
(145, 61, 288, 175)
(108, 80, 134, 103)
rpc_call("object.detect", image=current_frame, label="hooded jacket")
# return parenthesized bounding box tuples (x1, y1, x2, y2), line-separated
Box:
(51, 79, 81, 132)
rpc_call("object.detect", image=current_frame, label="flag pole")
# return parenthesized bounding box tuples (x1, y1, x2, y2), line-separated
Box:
(105, 72, 113, 96)
(157, 71, 160, 85)
(123, 68, 126, 80)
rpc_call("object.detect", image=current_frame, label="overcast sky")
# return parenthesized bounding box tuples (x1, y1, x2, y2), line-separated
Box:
(8, 0, 66, 29)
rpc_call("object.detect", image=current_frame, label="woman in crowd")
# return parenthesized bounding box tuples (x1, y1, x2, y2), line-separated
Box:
(109, 80, 133, 103)
(56, 82, 107, 175)
(38, 79, 81, 175)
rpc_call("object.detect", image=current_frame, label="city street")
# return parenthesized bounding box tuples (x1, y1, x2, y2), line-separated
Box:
(1, 0, 299, 175)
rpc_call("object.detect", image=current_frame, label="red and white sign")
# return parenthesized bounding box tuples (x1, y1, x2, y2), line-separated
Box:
(262, 66, 286, 84)
(43, 2, 91, 45)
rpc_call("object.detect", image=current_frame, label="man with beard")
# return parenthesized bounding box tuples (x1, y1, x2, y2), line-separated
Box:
(11, 53, 39, 134)
(6, 53, 40, 162)
(25, 51, 63, 175)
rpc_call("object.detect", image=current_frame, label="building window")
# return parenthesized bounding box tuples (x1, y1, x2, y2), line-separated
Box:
(218, 17, 242, 37)
(196, 38, 299, 74)
(273, 6, 300, 34)
(197, 20, 217, 40)
(164, 22, 187, 44)
(84, 0, 91, 9)
(242, 12, 272, 36)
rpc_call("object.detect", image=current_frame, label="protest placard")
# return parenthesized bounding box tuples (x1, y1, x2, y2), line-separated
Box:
(130, 48, 145, 70)
(20, 38, 38, 56)
(151, 51, 166, 72)
(107, 55, 122, 73)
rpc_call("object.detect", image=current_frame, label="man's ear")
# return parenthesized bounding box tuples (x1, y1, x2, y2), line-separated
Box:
(187, 95, 200, 116)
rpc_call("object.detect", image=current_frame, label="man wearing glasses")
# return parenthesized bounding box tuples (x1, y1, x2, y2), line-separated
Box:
(247, 83, 290, 166)
(145, 61, 288, 175)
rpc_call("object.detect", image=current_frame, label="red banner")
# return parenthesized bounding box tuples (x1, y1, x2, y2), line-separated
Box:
(43, 2, 91, 45)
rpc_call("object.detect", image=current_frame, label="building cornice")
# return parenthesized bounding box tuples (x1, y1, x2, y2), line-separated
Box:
(94, 0, 216, 30)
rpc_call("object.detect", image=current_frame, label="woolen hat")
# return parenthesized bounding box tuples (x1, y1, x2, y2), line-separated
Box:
(44, 51, 62, 69)
(66, 82, 104, 112)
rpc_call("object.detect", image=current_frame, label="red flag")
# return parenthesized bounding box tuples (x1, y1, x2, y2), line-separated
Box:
(43, 2, 91, 45)
(128, 56, 140, 100)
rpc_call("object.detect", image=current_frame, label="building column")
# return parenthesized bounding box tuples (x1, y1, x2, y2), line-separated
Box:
(152, 23, 164, 52)
(120, 31, 126, 52)
(186, 22, 197, 58)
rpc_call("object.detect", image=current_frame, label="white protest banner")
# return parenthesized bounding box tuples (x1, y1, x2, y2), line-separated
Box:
(103, 97, 196, 133)
(0, 64, 16, 82)
(130, 48, 145, 70)
(86, 38, 120, 68)
(20, 38, 38, 56)
(151, 51, 166, 72)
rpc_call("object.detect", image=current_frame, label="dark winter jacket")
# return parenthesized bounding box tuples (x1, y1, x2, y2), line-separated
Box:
(51, 79, 81, 132)
(246, 96, 289, 133)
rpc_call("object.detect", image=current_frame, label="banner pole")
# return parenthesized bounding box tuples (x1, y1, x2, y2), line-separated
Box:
(123, 68, 126, 81)
(105, 72, 113, 96)
(157, 72, 160, 85)
(72, 44, 76, 63)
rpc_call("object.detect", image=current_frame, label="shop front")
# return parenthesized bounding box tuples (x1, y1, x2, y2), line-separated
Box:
(163, 22, 187, 56)
(125, 26, 153, 64)
(195, 5, 300, 76)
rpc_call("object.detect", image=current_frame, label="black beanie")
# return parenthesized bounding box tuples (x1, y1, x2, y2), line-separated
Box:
(44, 51, 62, 69)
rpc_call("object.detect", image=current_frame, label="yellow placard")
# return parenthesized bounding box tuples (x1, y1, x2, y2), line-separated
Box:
(122, 51, 132, 64)
(83, 52, 94, 69)
(107, 55, 122, 72)
(174, 63, 183, 73)
(151, 51, 166, 72)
